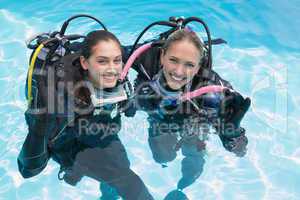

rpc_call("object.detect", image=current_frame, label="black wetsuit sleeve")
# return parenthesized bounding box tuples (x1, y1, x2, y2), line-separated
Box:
(17, 110, 50, 178)
(207, 71, 250, 155)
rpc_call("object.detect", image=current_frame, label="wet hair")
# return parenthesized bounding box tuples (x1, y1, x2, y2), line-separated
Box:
(81, 30, 122, 59)
(162, 29, 204, 60)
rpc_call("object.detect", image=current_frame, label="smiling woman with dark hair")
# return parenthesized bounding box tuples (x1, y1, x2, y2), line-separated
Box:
(18, 29, 154, 200)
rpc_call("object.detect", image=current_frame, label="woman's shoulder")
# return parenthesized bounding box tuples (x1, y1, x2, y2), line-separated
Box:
(193, 68, 233, 89)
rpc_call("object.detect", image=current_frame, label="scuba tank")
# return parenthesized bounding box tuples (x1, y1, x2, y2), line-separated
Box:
(25, 14, 108, 128)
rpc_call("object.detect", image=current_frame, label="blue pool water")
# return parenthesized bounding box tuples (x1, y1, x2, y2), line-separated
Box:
(0, 0, 300, 199)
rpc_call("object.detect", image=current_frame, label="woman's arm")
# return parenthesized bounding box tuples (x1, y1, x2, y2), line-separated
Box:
(204, 70, 251, 156)
(18, 110, 51, 178)
(18, 72, 53, 178)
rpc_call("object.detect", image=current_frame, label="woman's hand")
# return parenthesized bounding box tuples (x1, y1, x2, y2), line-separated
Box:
(219, 89, 251, 131)
(220, 127, 248, 157)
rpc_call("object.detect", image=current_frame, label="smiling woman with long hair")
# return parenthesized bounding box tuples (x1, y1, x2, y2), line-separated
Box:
(129, 28, 250, 199)
(18, 30, 154, 200)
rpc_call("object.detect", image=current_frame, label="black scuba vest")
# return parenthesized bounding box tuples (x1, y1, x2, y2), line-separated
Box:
(131, 45, 232, 123)
(45, 53, 125, 168)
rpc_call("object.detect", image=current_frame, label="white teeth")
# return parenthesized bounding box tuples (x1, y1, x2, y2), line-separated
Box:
(171, 74, 184, 81)
(104, 77, 114, 80)
(102, 75, 116, 81)
(104, 77, 115, 80)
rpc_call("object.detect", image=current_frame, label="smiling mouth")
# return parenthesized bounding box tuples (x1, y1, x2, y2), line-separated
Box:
(101, 73, 119, 81)
(169, 73, 187, 82)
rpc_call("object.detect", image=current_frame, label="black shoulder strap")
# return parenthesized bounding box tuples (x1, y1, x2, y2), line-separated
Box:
(194, 68, 233, 89)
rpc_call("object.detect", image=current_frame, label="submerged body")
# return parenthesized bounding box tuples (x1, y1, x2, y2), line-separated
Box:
(127, 29, 250, 195)
(18, 30, 154, 200)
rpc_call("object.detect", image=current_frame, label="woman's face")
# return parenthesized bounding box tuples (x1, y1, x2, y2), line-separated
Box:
(80, 40, 122, 89)
(161, 40, 202, 90)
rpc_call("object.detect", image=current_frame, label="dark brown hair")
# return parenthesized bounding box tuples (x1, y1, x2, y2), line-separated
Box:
(81, 30, 121, 59)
